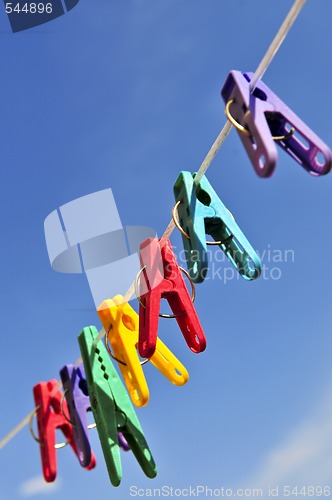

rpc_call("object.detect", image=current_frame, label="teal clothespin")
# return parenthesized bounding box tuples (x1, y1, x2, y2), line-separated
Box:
(78, 326, 157, 487)
(173, 171, 261, 283)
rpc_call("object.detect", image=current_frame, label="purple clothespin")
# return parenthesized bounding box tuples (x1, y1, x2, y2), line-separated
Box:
(59, 363, 96, 469)
(221, 70, 332, 178)
(60, 363, 130, 466)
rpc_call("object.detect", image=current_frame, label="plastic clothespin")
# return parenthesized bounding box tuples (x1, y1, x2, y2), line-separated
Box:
(60, 364, 129, 457)
(221, 70, 332, 178)
(97, 295, 189, 407)
(173, 170, 261, 284)
(78, 326, 157, 487)
(59, 364, 97, 468)
(138, 237, 206, 359)
(33, 379, 86, 482)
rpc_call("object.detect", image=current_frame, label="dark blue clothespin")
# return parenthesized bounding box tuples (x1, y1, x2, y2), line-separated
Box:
(78, 326, 157, 487)
(221, 70, 332, 177)
(173, 171, 261, 283)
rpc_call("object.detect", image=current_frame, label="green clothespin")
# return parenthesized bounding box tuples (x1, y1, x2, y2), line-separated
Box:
(78, 326, 157, 487)
(173, 170, 262, 283)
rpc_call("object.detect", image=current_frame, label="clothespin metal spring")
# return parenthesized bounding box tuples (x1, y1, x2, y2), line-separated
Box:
(104, 325, 150, 367)
(59, 390, 96, 430)
(172, 200, 235, 247)
(134, 263, 196, 319)
(29, 407, 68, 450)
(225, 98, 295, 142)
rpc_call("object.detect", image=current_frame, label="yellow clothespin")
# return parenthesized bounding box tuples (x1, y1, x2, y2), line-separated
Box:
(97, 294, 189, 407)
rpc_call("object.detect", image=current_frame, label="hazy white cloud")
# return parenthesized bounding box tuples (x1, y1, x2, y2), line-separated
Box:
(19, 476, 62, 497)
(244, 385, 332, 490)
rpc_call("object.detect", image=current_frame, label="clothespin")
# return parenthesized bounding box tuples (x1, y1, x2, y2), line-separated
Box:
(59, 363, 97, 468)
(60, 364, 129, 458)
(173, 170, 261, 284)
(78, 326, 157, 487)
(97, 295, 189, 407)
(32, 379, 89, 482)
(138, 237, 206, 359)
(221, 70, 332, 178)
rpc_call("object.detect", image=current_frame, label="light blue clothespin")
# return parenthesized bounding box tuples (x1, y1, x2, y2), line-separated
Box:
(173, 171, 261, 283)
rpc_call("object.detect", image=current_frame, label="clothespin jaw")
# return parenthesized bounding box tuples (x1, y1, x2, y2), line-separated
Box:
(59, 364, 97, 469)
(173, 171, 261, 283)
(32, 379, 79, 482)
(78, 326, 157, 487)
(138, 237, 206, 359)
(98, 295, 189, 407)
(221, 70, 332, 177)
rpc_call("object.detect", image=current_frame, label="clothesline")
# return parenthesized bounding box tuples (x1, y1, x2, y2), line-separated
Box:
(0, 0, 307, 451)
(160, 0, 306, 244)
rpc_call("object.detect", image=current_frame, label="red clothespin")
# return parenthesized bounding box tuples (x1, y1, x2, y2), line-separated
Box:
(33, 379, 95, 483)
(138, 237, 206, 358)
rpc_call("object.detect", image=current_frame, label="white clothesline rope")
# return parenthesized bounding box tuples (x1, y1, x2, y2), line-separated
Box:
(160, 0, 307, 242)
(0, 0, 307, 451)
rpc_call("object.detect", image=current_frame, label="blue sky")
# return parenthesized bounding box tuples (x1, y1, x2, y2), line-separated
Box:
(1, 1, 332, 499)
